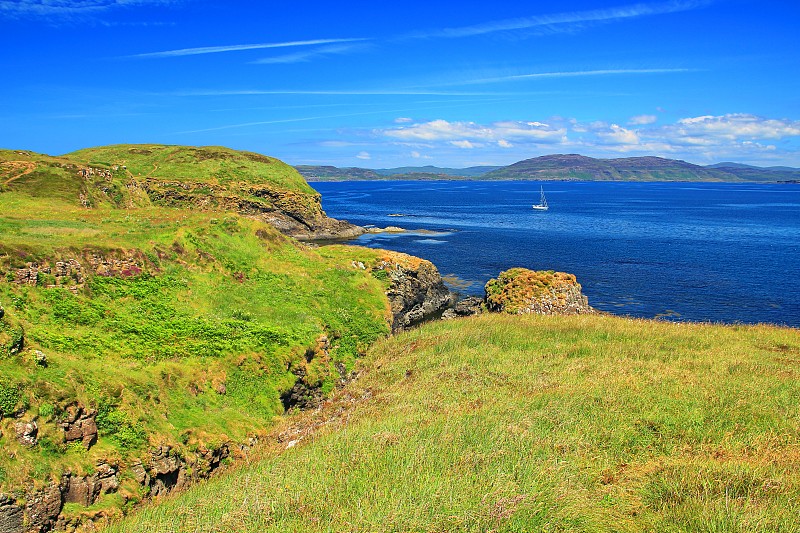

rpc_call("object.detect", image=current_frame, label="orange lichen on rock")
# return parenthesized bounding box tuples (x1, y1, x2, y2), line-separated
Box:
(485, 267, 594, 315)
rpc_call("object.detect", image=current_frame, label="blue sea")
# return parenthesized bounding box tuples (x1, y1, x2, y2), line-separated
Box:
(312, 181, 800, 327)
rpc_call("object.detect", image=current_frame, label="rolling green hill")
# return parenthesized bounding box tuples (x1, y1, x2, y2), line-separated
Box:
(109, 313, 800, 532)
(0, 145, 393, 530)
(1, 145, 362, 240)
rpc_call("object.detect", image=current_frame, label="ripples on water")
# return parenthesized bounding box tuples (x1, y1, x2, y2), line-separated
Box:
(313, 181, 800, 327)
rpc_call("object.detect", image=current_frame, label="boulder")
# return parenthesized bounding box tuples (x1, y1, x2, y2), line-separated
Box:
(485, 268, 595, 315)
(442, 296, 485, 320)
(14, 420, 37, 447)
(33, 350, 47, 367)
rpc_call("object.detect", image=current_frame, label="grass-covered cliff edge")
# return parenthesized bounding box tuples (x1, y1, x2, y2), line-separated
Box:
(1, 144, 799, 532)
(0, 145, 455, 531)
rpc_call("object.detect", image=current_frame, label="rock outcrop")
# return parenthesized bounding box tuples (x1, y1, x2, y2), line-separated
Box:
(60, 405, 98, 449)
(140, 178, 364, 241)
(441, 296, 485, 320)
(148, 446, 187, 497)
(7, 252, 146, 294)
(62, 463, 119, 507)
(373, 251, 455, 332)
(0, 495, 23, 533)
(484, 268, 595, 315)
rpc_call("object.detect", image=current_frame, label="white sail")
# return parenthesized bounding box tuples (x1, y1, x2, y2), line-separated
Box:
(532, 186, 549, 211)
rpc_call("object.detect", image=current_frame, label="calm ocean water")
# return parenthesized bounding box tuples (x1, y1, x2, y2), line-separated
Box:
(312, 181, 800, 327)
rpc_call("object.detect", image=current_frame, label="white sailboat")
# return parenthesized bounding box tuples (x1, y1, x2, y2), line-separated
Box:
(532, 186, 549, 211)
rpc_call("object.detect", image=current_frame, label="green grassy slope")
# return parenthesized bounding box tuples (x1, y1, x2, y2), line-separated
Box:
(67, 145, 314, 192)
(111, 313, 800, 532)
(0, 157, 390, 511)
(1, 146, 326, 231)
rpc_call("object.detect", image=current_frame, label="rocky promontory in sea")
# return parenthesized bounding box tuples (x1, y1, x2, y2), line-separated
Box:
(484, 268, 595, 315)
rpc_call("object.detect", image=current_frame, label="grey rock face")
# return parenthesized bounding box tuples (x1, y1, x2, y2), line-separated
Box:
(25, 485, 62, 533)
(375, 251, 454, 332)
(0, 495, 23, 533)
(149, 446, 186, 497)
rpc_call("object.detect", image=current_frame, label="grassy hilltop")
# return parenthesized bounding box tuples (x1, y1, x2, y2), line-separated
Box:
(0, 145, 391, 524)
(1, 145, 358, 240)
(112, 313, 800, 532)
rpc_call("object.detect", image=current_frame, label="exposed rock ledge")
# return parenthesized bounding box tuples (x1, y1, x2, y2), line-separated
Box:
(372, 250, 455, 332)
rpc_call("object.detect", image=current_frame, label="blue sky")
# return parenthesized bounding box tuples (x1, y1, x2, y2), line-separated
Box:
(2, 0, 799, 167)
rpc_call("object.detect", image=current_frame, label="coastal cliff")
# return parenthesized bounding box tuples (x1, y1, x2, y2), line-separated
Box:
(371, 250, 455, 332)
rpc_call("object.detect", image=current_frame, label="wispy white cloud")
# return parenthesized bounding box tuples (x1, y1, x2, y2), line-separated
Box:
(629, 114, 658, 125)
(0, 0, 174, 19)
(250, 42, 369, 65)
(356, 151, 371, 160)
(449, 68, 695, 86)
(168, 89, 509, 97)
(130, 38, 368, 59)
(410, 0, 714, 39)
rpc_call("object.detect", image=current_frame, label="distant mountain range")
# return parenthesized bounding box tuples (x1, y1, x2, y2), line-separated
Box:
(295, 164, 501, 181)
(296, 155, 800, 182)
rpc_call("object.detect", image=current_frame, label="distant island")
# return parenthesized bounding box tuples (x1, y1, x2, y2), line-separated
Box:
(297, 154, 800, 183)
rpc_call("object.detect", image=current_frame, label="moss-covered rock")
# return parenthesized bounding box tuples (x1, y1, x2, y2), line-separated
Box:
(485, 267, 595, 315)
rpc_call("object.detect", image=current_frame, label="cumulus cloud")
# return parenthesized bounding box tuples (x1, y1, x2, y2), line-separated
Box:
(596, 124, 640, 145)
(629, 114, 658, 125)
(673, 114, 800, 140)
(381, 119, 566, 143)
(356, 151, 371, 160)
(372, 113, 800, 164)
